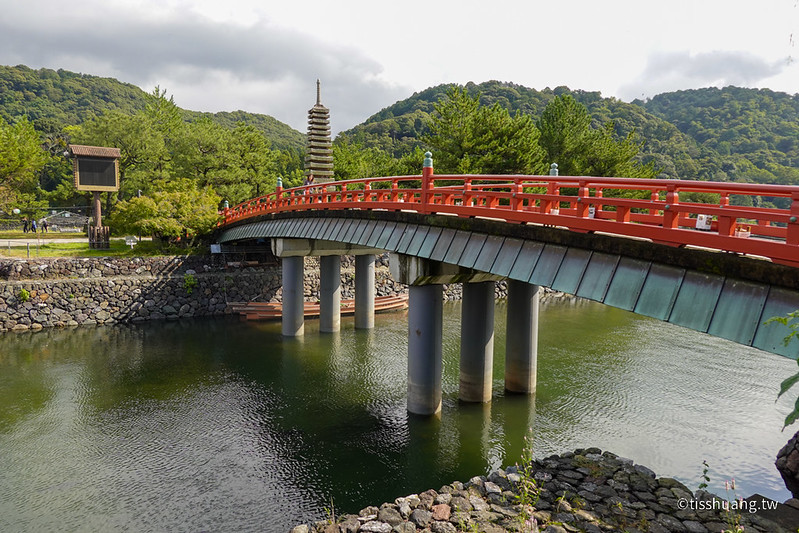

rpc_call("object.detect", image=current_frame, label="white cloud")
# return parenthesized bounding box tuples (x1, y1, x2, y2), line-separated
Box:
(0, 0, 409, 133)
(0, 0, 796, 133)
(618, 51, 787, 101)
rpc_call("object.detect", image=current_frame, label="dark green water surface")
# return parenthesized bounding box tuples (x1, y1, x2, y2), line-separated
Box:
(0, 299, 794, 532)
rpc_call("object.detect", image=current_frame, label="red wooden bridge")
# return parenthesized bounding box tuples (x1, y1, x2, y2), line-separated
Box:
(218, 154, 799, 413)
(222, 160, 799, 269)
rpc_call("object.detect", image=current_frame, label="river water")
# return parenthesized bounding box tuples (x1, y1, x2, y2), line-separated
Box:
(0, 298, 795, 532)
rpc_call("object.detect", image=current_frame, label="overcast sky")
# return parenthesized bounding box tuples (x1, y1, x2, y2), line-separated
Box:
(0, 0, 796, 135)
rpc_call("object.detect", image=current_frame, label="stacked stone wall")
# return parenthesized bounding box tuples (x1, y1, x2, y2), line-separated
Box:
(0, 256, 569, 334)
(0, 256, 281, 332)
(0, 256, 408, 333)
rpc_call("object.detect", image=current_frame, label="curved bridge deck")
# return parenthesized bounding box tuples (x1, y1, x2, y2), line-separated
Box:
(220, 210, 799, 358)
(218, 164, 799, 413)
(219, 168, 799, 357)
(223, 171, 799, 267)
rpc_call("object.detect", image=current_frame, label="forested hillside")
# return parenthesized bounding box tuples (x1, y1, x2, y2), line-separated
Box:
(0, 65, 307, 240)
(637, 87, 799, 184)
(4, 66, 796, 186)
(340, 81, 799, 186)
(2, 66, 798, 243)
(0, 65, 305, 152)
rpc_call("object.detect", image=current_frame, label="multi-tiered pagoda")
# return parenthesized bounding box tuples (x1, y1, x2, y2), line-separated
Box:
(305, 80, 333, 182)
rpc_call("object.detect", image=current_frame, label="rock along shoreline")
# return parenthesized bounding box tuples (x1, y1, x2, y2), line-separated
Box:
(290, 448, 796, 533)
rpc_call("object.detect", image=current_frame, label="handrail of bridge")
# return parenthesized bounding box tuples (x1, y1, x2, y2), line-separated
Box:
(221, 159, 799, 268)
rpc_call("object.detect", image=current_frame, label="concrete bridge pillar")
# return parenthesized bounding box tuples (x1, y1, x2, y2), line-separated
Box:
(319, 255, 341, 332)
(505, 280, 539, 393)
(281, 256, 305, 337)
(407, 283, 444, 415)
(459, 281, 495, 403)
(355, 254, 376, 329)
(391, 253, 505, 415)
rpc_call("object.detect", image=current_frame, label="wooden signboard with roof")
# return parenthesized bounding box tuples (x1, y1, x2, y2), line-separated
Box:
(67, 144, 120, 249)
(70, 144, 121, 191)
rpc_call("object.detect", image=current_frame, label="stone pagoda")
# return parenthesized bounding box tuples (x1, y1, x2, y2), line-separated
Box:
(304, 79, 334, 182)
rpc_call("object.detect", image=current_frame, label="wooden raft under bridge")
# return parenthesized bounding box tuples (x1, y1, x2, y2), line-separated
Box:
(231, 294, 408, 321)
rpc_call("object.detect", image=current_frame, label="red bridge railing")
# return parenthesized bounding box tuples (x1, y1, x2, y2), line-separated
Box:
(221, 161, 799, 268)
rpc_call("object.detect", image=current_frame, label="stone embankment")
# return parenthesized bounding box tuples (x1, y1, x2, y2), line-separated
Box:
(0, 256, 397, 333)
(0, 255, 573, 333)
(0, 256, 269, 332)
(291, 449, 793, 533)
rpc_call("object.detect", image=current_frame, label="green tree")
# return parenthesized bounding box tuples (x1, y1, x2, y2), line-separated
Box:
(228, 123, 277, 199)
(424, 86, 480, 173)
(0, 117, 48, 212)
(333, 136, 404, 180)
(110, 179, 220, 245)
(536, 94, 591, 176)
(69, 110, 164, 200)
(537, 94, 655, 179)
(139, 86, 183, 178)
(424, 86, 546, 174)
(34, 118, 83, 209)
(583, 122, 656, 179)
(196, 123, 279, 204)
(468, 104, 546, 174)
(172, 117, 229, 186)
(71, 87, 188, 204)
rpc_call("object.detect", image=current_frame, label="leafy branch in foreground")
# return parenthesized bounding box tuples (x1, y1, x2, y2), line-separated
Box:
(768, 311, 799, 428)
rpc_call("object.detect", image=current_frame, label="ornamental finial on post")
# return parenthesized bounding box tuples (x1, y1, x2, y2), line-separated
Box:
(549, 163, 559, 176)
(421, 152, 433, 213)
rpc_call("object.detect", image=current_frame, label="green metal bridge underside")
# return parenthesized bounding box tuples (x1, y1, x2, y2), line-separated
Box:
(218, 210, 799, 358)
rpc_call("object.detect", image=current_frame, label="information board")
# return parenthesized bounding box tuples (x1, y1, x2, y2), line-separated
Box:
(69, 145, 120, 192)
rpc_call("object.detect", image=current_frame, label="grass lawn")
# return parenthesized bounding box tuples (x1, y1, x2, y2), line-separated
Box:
(0, 230, 88, 240)
(0, 239, 203, 258)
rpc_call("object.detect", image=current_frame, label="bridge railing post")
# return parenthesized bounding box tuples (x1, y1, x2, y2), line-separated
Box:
(222, 199, 230, 222)
(274, 178, 283, 210)
(788, 192, 799, 245)
(576, 180, 591, 218)
(616, 205, 631, 223)
(511, 178, 523, 211)
(542, 163, 559, 215)
(663, 185, 679, 229)
(717, 192, 736, 237)
(649, 191, 659, 217)
(594, 187, 603, 219)
(421, 151, 433, 214)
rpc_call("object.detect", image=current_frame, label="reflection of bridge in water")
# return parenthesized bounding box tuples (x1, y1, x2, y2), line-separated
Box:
(218, 153, 799, 415)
